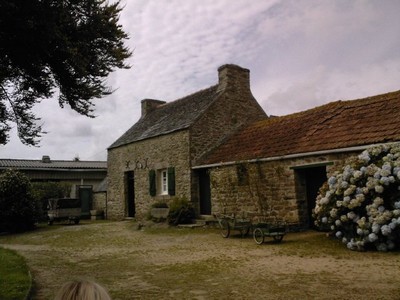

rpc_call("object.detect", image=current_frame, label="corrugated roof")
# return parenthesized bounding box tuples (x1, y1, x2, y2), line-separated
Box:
(200, 89, 400, 165)
(109, 85, 220, 149)
(0, 159, 107, 170)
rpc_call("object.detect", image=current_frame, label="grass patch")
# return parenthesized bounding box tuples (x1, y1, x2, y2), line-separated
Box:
(0, 247, 32, 300)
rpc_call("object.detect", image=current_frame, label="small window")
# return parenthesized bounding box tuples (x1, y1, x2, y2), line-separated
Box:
(160, 169, 168, 195)
(151, 167, 175, 196)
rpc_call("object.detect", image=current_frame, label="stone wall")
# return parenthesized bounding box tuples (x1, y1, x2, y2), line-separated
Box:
(190, 65, 266, 165)
(208, 151, 359, 228)
(107, 130, 191, 220)
(92, 192, 106, 212)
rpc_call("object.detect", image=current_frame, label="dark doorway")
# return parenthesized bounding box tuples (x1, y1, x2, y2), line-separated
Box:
(199, 169, 211, 215)
(126, 171, 135, 217)
(303, 166, 327, 227)
(78, 185, 92, 219)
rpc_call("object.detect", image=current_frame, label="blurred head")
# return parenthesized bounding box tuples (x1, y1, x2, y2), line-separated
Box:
(54, 279, 112, 300)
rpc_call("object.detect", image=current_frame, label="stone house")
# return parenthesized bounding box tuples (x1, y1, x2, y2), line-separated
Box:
(108, 62, 400, 228)
(0, 156, 107, 217)
(195, 89, 400, 228)
(107, 64, 266, 220)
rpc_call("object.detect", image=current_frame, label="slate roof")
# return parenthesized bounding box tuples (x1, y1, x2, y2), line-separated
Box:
(200, 90, 400, 165)
(109, 85, 220, 149)
(0, 159, 107, 170)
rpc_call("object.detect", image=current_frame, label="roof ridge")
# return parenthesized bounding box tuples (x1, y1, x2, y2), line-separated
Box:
(199, 88, 400, 165)
(256, 89, 400, 125)
(158, 84, 219, 108)
(109, 84, 221, 149)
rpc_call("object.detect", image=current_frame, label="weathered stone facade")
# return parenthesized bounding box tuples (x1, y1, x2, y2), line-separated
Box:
(107, 64, 266, 220)
(208, 151, 359, 228)
(107, 130, 191, 220)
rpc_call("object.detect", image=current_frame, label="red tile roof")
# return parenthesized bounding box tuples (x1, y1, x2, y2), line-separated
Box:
(200, 90, 400, 165)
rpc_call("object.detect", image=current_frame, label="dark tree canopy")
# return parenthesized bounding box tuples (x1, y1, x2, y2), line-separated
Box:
(0, 0, 131, 146)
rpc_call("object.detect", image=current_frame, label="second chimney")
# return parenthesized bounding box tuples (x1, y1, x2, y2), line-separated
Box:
(141, 99, 166, 117)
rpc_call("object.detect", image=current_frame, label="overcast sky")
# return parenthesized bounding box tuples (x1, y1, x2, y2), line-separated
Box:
(1, 0, 400, 161)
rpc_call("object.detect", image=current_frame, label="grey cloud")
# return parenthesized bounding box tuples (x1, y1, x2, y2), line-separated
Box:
(1, 0, 399, 160)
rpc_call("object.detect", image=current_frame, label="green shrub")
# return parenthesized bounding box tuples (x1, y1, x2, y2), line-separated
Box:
(167, 196, 195, 225)
(0, 169, 40, 233)
(31, 182, 72, 221)
(314, 143, 400, 251)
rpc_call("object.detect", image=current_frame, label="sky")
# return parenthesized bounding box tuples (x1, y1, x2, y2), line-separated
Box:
(1, 0, 400, 161)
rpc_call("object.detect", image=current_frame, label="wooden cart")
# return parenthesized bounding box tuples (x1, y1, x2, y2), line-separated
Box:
(252, 219, 287, 244)
(215, 212, 252, 238)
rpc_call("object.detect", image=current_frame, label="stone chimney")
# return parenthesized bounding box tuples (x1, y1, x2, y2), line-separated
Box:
(42, 155, 51, 163)
(217, 64, 250, 93)
(141, 99, 166, 117)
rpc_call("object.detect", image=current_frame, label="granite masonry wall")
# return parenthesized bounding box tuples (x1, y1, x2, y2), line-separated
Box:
(208, 151, 358, 228)
(190, 65, 266, 165)
(107, 130, 191, 220)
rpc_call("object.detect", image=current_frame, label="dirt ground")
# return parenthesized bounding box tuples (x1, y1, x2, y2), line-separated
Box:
(1, 220, 399, 300)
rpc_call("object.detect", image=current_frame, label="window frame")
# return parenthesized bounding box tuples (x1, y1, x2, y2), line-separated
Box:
(159, 169, 168, 195)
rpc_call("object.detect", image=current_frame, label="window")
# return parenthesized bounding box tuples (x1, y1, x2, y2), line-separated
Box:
(160, 169, 168, 195)
(149, 167, 175, 196)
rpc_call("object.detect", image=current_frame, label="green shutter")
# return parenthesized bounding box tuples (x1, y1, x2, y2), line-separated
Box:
(167, 167, 175, 196)
(149, 170, 156, 196)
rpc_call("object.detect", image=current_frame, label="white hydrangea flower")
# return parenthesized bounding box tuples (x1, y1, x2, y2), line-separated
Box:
(341, 181, 349, 189)
(381, 224, 391, 236)
(372, 223, 380, 233)
(328, 176, 337, 186)
(368, 233, 378, 243)
(347, 211, 356, 220)
(353, 170, 362, 179)
(379, 177, 390, 186)
(358, 150, 371, 162)
(320, 197, 329, 205)
(373, 197, 384, 206)
(375, 185, 384, 193)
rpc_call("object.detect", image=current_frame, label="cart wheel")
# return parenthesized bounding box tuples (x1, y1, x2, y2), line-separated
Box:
(253, 228, 264, 245)
(220, 219, 230, 238)
(273, 235, 283, 242)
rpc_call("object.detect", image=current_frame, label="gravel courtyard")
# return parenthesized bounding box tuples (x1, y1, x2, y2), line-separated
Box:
(0, 220, 399, 300)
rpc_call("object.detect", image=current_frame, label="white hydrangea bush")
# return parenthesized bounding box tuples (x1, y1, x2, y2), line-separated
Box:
(313, 143, 400, 251)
